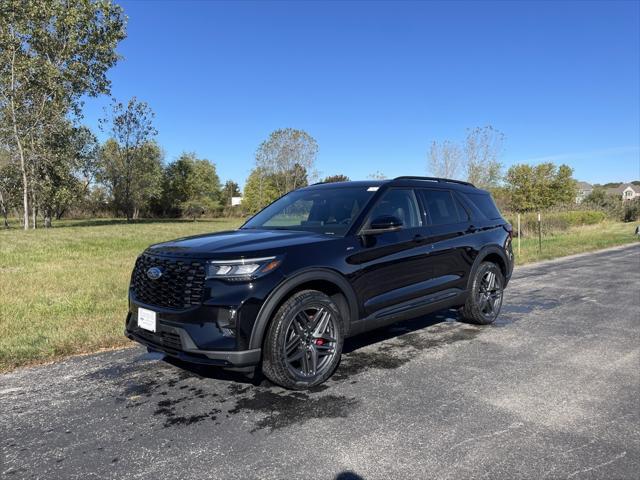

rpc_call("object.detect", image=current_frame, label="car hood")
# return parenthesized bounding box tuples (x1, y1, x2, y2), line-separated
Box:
(146, 228, 335, 258)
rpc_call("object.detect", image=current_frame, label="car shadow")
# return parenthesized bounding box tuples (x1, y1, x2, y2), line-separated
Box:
(160, 308, 459, 386)
(341, 309, 457, 354)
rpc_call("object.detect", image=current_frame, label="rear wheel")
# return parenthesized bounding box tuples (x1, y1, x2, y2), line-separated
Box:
(262, 290, 344, 390)
(459, 262, 504, 325)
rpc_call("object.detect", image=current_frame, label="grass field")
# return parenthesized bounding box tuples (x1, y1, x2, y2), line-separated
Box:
(512, 221, 639, 264)
(0, 218, 243, 372)
(1, 218, 638, 372)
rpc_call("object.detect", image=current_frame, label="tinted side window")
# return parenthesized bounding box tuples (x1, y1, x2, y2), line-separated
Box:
(420, 189, 461, 225)
(367, 189, 422, 228)
(464, 193, 502, 219)
(454, 195, 471, 221)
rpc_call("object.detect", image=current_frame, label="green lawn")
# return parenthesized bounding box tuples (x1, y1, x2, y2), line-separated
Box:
(513, 221, 639, 264)
(0, 218, 638, 372)
(0, 218, 243, 372)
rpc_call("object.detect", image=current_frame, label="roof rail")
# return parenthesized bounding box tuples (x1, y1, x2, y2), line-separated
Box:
(392, 176, 475, 187)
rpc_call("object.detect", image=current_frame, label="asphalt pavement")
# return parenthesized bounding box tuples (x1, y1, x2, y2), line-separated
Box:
(1, 243, 639, 479)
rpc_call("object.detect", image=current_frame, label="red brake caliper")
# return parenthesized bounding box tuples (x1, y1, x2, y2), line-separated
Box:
(315, 338, 325, 346)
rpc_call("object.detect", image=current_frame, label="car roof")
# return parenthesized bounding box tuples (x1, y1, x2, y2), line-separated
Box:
(303, 177, 485, 193)
(301, 180, 387, 190)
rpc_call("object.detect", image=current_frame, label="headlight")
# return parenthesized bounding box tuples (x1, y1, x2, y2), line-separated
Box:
(206, 256, 282, 281)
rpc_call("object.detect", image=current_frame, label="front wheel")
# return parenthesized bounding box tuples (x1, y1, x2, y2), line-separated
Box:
(262, 290, 344, 390)
(459, 262, 504, 325)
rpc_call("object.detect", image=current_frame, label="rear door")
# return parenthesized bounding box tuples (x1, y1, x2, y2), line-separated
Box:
(416, 188, 474, 294)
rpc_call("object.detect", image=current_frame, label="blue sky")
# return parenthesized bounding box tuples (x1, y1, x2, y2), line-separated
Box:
(82, 0, 640, 187)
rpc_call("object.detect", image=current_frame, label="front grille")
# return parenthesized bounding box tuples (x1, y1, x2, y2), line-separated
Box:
(131, 253, 206, 309)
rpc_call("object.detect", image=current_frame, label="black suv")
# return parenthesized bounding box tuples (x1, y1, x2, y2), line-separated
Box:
(126, 177, 513, 389)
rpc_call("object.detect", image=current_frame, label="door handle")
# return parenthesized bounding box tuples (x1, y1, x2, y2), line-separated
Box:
(413, 234, 433, 247)
(467, 225, 478, 234)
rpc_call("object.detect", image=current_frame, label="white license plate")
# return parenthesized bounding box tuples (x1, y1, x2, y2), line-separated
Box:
(137, 307, 157, 332)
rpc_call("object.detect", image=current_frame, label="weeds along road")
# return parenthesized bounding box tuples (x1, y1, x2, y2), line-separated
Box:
(1, 244, 639, 479)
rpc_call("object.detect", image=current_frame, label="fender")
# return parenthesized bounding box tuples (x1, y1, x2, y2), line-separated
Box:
(466, 244, 511, 291)
(248, 268, 359, 350)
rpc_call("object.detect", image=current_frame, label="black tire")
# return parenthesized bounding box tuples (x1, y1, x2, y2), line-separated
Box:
(459, 262, 504, 325)
(262, 290, 345, 390)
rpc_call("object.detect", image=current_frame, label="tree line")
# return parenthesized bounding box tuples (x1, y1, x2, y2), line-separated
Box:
(427, 125, 579, 213)
(0, 0, 608, 230)
(0, 1, 349, 228)
(1, 0, 125, 229)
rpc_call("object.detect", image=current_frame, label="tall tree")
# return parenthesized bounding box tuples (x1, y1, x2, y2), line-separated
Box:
(0, 146, 19, 227)
(98, 138, 163, 219)
(505, 162, 577, 212)
(428, 140, 463, 179)
(242, 167, 279, 215)
(0, 0, 126, 229)
(99, 98, 159, 221)
(220, 180, 241, 207)
(161, 152, 221, 219)
(552, 164, 577, 205)
(464, 126, 504, 188)
(35, 123, 99, 226)
(255, 128, 318, 197)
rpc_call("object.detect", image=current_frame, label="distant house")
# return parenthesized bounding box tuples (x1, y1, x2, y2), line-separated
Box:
(231, 196, 243, 206)
(606, 183, 640, 201)
(575, 181, 593, 204)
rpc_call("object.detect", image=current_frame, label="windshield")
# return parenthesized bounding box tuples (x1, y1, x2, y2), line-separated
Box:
(241, 186, 376, 236)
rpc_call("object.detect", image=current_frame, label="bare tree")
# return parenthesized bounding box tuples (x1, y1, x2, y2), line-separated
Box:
(428, 140, 463, 179)
(464, 125, 504, 188)
(367, 171, 387, 180)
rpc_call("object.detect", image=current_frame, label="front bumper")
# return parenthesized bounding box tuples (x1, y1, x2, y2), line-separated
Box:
(125, 309, 261, 368)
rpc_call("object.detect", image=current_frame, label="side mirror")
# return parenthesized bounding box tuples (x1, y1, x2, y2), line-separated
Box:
(361, 215, 403, 235)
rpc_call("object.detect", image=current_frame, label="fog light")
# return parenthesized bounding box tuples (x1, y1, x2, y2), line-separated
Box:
(217, 308, 237, 337)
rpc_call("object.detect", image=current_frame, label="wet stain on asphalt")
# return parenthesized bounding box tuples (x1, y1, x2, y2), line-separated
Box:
(496, 294, 561, 326)
(334, 323, 481, 379)
(76, 311, 500, 433)
(228, 389, 360, 432)
(153, 388, 224, 427)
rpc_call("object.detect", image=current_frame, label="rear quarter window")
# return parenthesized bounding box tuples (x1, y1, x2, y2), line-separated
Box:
(464, 192, 502, 220)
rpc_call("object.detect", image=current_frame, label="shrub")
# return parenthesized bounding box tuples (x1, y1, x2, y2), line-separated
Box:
(623, 198, 640, 222)
(505, 210, 606, 237)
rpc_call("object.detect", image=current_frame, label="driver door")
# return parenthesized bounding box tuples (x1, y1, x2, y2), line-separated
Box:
(348, 188, 434, 317)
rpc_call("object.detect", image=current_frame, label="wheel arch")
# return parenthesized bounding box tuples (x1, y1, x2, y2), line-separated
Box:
(248, 268, 359, 350)
(466, 245, 510, 291)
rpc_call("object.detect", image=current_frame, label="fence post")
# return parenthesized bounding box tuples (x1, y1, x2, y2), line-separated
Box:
(537, 212, 542, 254)
(517, 213, 521, 257)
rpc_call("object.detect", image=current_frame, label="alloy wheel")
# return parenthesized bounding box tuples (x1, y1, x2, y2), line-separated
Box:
(283, 305, 338, 379)
(477, 269, 503, 319)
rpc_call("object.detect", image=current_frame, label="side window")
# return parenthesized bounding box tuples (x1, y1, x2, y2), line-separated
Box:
(454, 195, 471, 222)
(464, 192, 502, 220)
(420, 189, 461, 225)
(366, 189, 422, 229)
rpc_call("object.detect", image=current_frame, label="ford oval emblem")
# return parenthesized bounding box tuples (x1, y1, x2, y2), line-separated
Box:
(146, 267, 163, 280)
